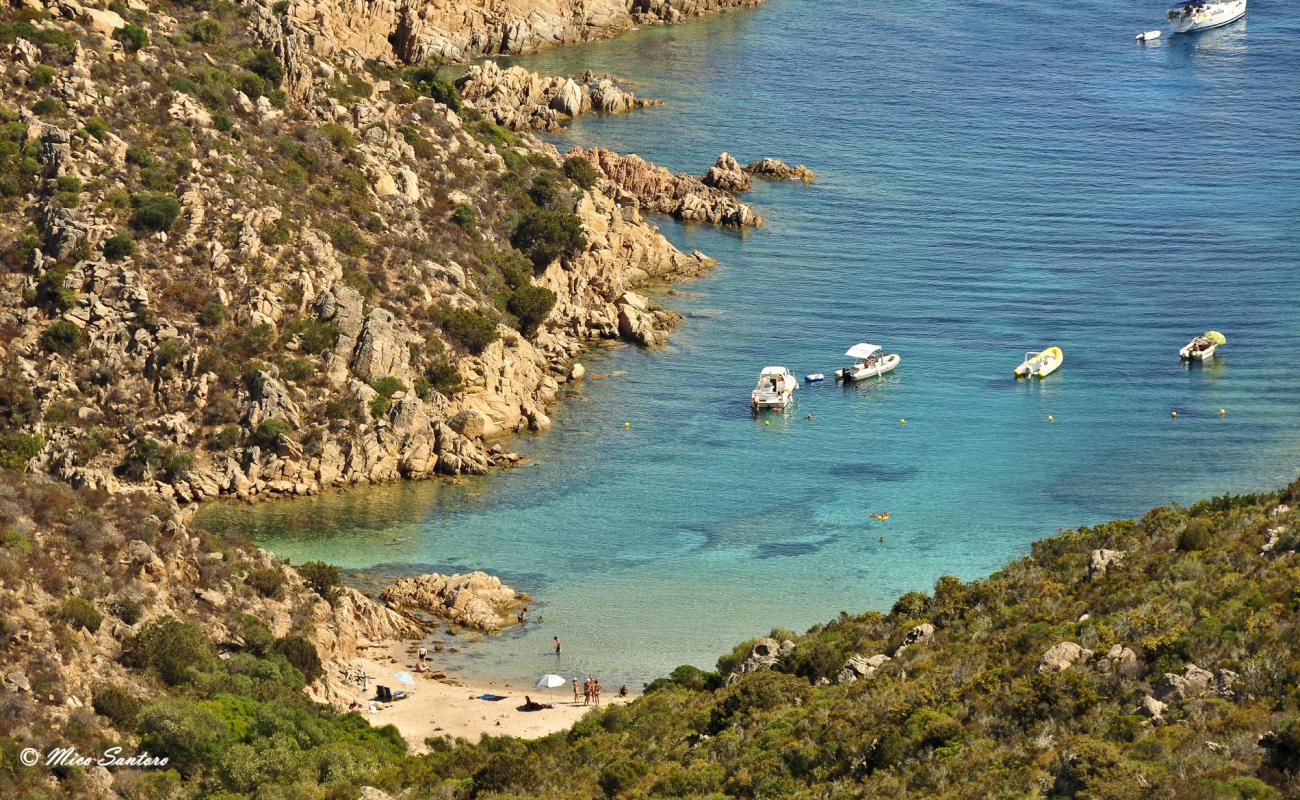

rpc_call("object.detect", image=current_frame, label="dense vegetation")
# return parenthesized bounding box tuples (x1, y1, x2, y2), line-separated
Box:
(5, 463, 1300, 798)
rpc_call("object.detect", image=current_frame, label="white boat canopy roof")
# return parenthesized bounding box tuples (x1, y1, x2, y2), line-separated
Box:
(759, 366, 792, 375)
(844, 343, 882, 360)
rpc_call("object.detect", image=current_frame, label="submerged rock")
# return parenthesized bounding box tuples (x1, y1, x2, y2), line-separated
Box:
(743, 157, 816, 183)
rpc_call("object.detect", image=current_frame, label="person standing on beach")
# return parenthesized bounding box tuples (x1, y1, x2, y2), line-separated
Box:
(572, 677, 580, 704)
(593, 679, 604, 706)
(553, 635, 561, 656)
(583, 677, 593, 706)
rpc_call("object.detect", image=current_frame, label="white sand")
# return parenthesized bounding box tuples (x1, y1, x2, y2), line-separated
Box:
(341, 644, 635, 752)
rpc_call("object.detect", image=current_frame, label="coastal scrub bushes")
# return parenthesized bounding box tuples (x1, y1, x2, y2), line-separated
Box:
(506, 283, 556, 335)
(130, 192, 182, 232)
(39, 320, 82, 355)
(563, 155, 599, 190)
(511, 207, 587, 271)
(405, 63, 461, 113)
(438, 306, 499, 355)
(296, 560, 342, 602)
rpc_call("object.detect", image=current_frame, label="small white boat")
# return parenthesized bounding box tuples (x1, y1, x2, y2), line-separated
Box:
(1136, 29, 1162, 41)
(1014, 346, 1064, 379)
(751, 366, 798, 412)
(804, 373, 825, 383)
(1180, 330, 1226, 361)
(1166, 0, 1246, 33)
(835, 343, 901, 383)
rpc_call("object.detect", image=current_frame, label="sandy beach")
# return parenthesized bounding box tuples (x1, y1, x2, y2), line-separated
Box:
(339, 644, 636, 751)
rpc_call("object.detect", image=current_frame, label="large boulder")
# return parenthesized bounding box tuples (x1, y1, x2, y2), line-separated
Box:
(739, 637, 795, 673)
(743, 157, 816, 183)
(702, 152, 752, 192)
(1037, 641, 1093, 673)
(379, 572, 524, 633)
(837, 653, 891, 684)
(1154, 663, 1214, 701)
(1088, 548, 1125, 581)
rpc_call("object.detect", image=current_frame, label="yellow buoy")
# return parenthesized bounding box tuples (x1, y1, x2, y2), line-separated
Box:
(1171, 411, 1178, 418)
(1219, 408, 1226, 416)
(624, 422, 631, 429)
(1047, 415, 1054, 423)
(764, 420, 770, 427)
(899, 418, 906, 426)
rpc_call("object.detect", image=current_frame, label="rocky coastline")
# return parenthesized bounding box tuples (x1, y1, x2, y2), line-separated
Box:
(455, 61, 661, 132)
(282, 0, 766, 65)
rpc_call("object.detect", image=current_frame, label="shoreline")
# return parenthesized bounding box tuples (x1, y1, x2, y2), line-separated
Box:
(340, 641, 637, 749)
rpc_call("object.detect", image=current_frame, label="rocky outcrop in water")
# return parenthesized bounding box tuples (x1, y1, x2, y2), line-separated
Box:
(570, 146, 763, 227)
(744, 157, 816, 183)
(702, 152, 752, 192)
(456, 62, 661, 131)
(379, 571, 526, 633)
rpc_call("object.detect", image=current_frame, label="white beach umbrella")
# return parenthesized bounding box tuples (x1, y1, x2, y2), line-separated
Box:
(394, 671, 416, 686)
(536, 673, 566, 690)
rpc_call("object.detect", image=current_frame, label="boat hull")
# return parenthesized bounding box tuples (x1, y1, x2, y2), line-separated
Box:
(1180, 341, 1219, 361)
(837, 353, 901, 382)
(1168, 0, 1246, 33)
(1014, 347, 1064, 379)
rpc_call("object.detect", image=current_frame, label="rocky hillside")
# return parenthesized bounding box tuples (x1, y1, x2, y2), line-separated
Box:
(7, 458, 1300, 797)
(0, 0, 729, 503)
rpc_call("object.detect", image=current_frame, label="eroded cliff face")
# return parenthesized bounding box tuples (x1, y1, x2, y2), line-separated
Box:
(284, 0, 764, 65)
(0, 0, 718, 502)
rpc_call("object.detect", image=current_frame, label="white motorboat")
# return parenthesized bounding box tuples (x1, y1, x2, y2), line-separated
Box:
(1166, 0, 1246, 33)
(1180, 330, 1226, 361)
(751, 366, 798, 412)
(835, 343, 901, 383)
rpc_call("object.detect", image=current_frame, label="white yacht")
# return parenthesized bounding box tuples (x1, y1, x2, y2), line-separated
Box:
(750, 366, 798, 412)
(1166, 0, 1246, 33)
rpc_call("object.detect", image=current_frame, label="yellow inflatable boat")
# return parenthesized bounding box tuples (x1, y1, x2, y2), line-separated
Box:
(1014, 346, 1063, 378)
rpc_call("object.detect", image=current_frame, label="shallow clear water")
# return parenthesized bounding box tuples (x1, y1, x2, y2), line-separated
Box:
(200, 0, 1300, 687)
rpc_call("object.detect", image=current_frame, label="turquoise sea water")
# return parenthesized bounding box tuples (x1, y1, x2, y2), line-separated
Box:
(200, 0, 1300, 687)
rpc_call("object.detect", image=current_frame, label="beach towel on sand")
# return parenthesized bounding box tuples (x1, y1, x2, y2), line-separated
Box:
(475, 694, 507, 701)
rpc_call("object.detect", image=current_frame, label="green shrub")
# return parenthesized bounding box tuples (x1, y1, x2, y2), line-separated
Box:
(58, 597, 103, 633)
(83, 118, 109, 139)
(207, 424, 241, 451)
(450, 202, 477, 231)
(280, 357, 314, 382)
(439, 307, 499, 355)
(406, 64, 461, 112)
(325, 394, 363, 422)
(0, 433, 43, 470)
(29, 65, 56, 88)
(1178, 517, 1213, 551)
(33, 97, 63, 117)
(511, 207, 587, 271)
(563, 155, 600, 190)
(119, 437, 193, 482)
(319, 122, 354, 150)
(598, 760, 645, 798)
(423, 357, 462, 396)
(103, 233, 136, 260)
(199, 301, 226, 327)
(92, 683, 142, 727)
(246, 567, 285, 600)
(109, 597, 144, 625)
(125, 618, 214, 685)
(131, 193, 182, 232)
(245, 50, 284, 87)
(368, 376, 406, 419)
(297, 561, 342, 602)
(252, 418, 291, 449)
(0, 527, 33, 554)
(507, 283, 556, 335)
(40, 320, 83, 355)
(137, 698, 228, 775)
(275, 635, 323, 683)
(287, 317, 338, 354)
(114, 23, 149, 53)
(189, 18, 222, 44)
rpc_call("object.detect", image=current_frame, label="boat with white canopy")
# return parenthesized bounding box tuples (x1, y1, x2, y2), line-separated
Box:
(1180, 330, 1226, 361)
(751, 366, 798, 412)
(835, 343, 901, 383)
(1165, 0, 1246, 33)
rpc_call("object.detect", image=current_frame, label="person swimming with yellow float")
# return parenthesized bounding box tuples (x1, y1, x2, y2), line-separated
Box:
(869, 512, 890, 521)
